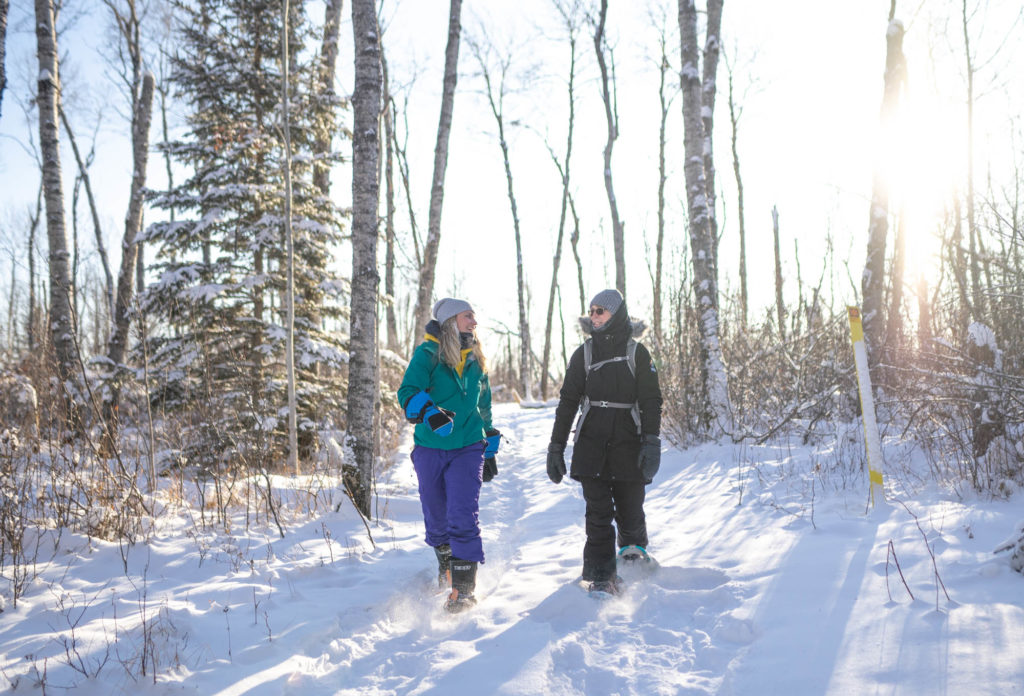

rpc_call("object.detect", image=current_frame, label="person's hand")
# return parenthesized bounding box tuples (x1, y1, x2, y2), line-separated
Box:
(482, 457, 498, 482)
(546, 442, 566, 483)
(484, 428, 501, 457)
(404, 391, 455, 436)
(638, 434, 661, 483)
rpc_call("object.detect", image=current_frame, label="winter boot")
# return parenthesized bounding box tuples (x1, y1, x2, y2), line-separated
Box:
(588, 576, 623, 597)
(444, 558, 478, 613)
(434, 544, 452, 589)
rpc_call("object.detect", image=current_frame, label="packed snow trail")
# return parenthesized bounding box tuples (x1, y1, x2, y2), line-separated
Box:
(318, 403, 749, 696)
(3, 402, 1023, 695)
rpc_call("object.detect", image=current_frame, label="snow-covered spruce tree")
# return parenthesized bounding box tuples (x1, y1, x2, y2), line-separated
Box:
(141, 0, 347, 469)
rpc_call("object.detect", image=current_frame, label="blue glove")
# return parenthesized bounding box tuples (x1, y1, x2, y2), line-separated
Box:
(484, 428, 501, 458)
(403, 391, 456, 436)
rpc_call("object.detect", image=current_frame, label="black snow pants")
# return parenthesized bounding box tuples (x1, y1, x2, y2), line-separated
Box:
(580, 477, 648, 582)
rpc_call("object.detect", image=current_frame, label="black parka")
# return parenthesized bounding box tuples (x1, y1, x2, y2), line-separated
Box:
(550, 303, 662, 481)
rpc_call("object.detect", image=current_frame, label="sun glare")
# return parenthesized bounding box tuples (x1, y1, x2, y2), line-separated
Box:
(878, 92, 966, 287)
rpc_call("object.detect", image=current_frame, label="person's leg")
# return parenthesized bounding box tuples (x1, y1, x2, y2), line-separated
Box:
(444, 442, 485, 564)
(411, 446, 449, 549)
(612, 480, 649, 551)
(580, 477, 617, 582)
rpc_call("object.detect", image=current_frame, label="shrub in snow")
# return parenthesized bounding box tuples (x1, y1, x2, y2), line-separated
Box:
(993, 520, 1024, 574)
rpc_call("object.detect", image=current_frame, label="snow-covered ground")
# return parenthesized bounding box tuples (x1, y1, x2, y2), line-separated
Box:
(2, 402, 1023, 695)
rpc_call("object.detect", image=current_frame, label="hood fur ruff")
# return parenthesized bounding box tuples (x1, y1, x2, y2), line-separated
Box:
(578, 315, 648, 339)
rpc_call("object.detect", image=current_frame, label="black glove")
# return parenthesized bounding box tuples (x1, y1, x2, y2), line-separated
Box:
(482, 456, 498, 482)
(547, 442, 566, 483)
(638, 434, 661, 483)
(425, 406, 456, 436)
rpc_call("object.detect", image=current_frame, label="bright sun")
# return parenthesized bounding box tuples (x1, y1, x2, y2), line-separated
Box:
(878, 92, 966, 287)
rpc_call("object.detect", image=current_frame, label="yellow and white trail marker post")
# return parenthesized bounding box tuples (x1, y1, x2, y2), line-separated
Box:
(848, 306, 885, 508)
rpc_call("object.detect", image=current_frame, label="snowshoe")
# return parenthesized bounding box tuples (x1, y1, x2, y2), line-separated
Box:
(617, 545, 659, 575)
(587, 576, 624, 600)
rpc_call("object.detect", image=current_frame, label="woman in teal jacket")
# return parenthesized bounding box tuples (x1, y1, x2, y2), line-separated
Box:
(397, 298, 500, 613)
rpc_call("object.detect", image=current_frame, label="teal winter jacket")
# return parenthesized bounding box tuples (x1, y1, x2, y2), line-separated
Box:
(397, 332, 493, 450)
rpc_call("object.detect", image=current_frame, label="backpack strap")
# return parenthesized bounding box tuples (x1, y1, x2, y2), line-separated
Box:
(573, 338, 642, 443)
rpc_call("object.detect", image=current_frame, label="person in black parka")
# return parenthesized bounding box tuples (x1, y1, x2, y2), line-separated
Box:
(546, 289, 663, 594)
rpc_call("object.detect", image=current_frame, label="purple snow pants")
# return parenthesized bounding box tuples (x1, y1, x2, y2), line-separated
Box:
(411, 442, 486, 563)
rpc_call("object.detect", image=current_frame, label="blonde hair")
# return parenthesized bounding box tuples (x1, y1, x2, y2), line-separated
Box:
(438, 317, 488, 374)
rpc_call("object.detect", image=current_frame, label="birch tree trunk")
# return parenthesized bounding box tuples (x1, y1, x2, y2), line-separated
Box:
(381, 36, 400, 353)
(885, 205, 907, 352)
(35, 0, 77, 427)
(653, 10, 675, 352)
(1, 0, 9, 119)
(413, 0, 462, 336)
(348, 0, 381, 516)
(772, 205, 785, 341)
(59, 107, 115, 321)
(861, 13, 905, 374)
(283, 0, 298, 475)
(701, 0, 723, 269)
(678, 0, 730, 434)
(540, 0, 579, 399)
(313, 0, 343, 198)
(726, 57, 748, 328)
(471, 39, 532, 400)
(961, 0, 984, 321)
(28, 183, 42, 352)
(103, 72, 154, 453)
(593, 0, 626, 296)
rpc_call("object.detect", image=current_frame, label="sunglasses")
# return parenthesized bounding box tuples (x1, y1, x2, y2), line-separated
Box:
(589, 307, 607, 316)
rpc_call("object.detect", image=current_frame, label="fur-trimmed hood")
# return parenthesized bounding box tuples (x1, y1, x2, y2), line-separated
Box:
(577, 314, 648, 339)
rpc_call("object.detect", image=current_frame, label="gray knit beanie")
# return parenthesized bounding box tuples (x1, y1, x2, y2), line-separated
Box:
(432, 297, 474, 325)
(589, 288, 623, 315)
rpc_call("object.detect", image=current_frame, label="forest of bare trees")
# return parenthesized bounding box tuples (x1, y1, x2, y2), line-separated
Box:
(0, 0, 1022, 563)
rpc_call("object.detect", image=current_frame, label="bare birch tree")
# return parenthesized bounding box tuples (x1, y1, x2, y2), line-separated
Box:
(412, 0, 462, 336)
(678, 0, 730, 434)
(960, 0, 983, 322)
(592, 0, 626, 296)
(103, 72, 154, 453)
(1, 0, 9, 120)
(380, 23, 400, 353)
(540, 0, 581, 399)
(59, 107, 114, 321)
(35, 0, 77, 425)
(313, 0, 343, 198)
(861, 8, 905, 374)
(283, 0, 298, 474)
(468, 32, 533, 400)
(724, 49, 748, 328)
(772, 205, 785, 341)
(348, 0, 382, 516)
(651, 2, 677, 350)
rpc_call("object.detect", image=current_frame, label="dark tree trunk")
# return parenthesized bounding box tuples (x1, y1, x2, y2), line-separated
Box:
(861, 12, 905, 375)
(540, 4, 580, 399)
(413, 0, 462, 335)
(593, 0, 625, 296)
(381, 35, 400, 353)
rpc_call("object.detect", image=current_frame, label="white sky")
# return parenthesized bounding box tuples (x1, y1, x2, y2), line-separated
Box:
(1, 0, 1022, 353)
